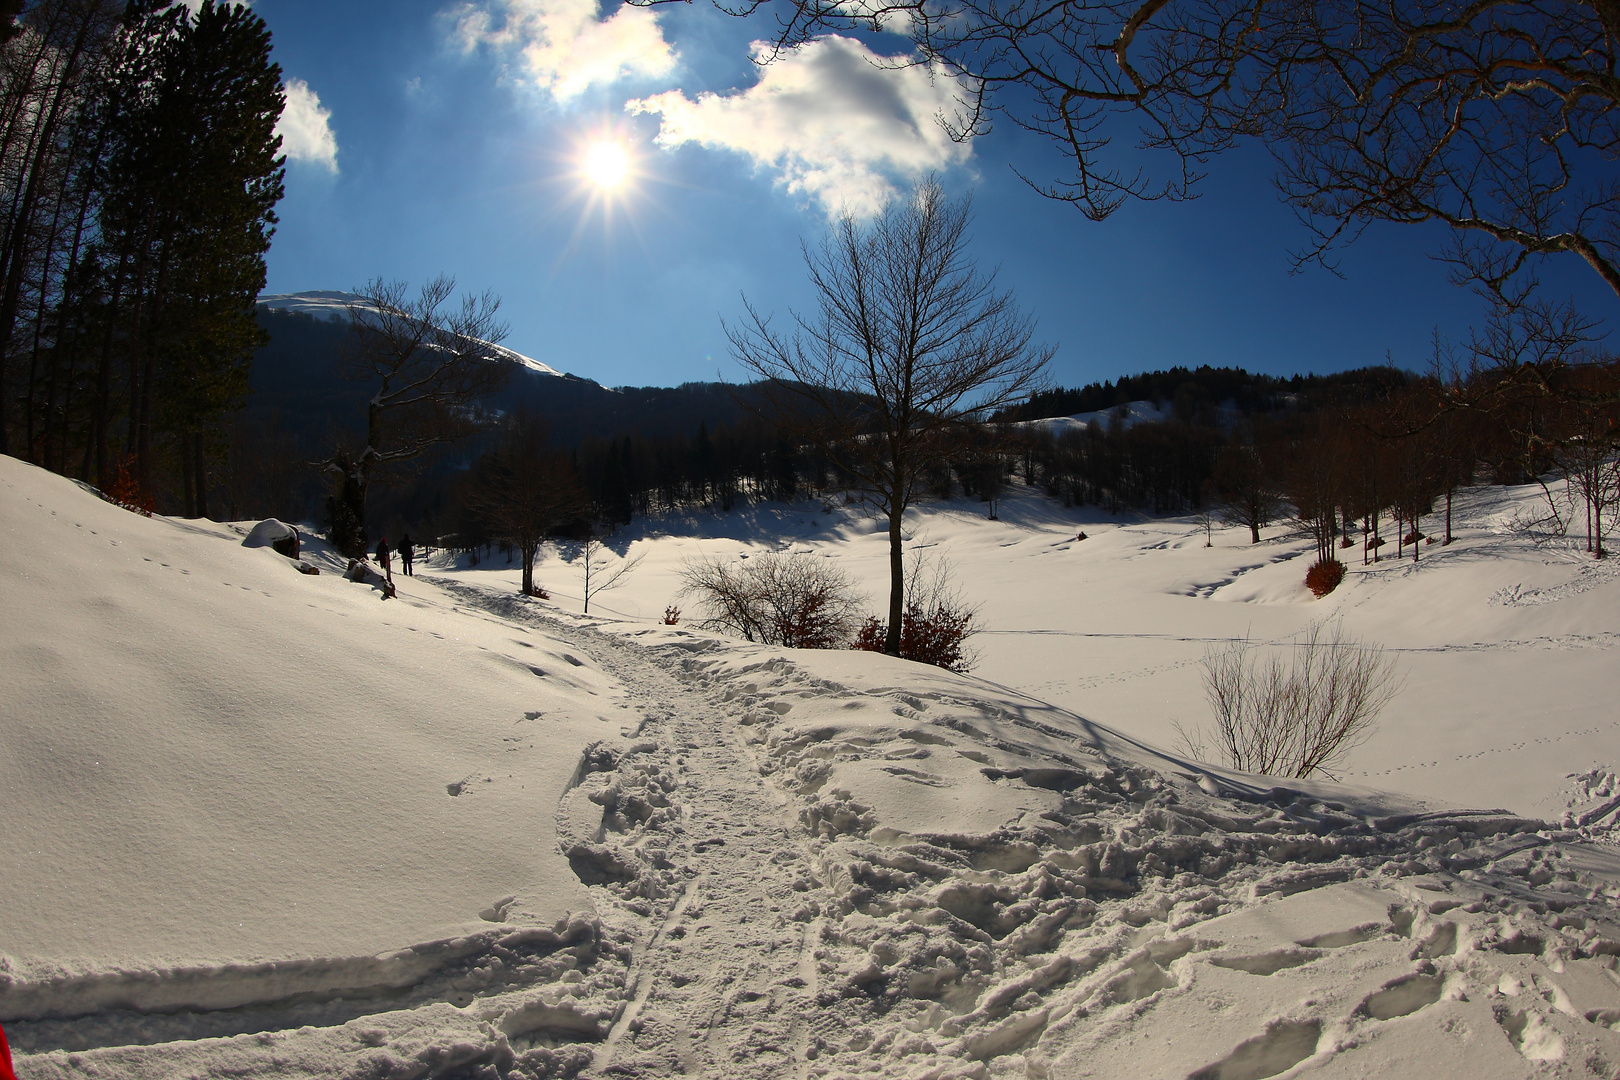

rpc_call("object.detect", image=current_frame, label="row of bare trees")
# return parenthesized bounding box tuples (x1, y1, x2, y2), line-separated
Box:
(1212, 360, 1620, 562)
(1006, 349, 1618, 565)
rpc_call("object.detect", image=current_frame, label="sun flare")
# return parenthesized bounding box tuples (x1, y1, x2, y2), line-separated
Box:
(582, 139, 631, 190)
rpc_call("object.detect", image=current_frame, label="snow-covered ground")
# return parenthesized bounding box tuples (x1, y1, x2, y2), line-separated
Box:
(4, 454, 1620, 1078)
(499, 474, 1620, 820)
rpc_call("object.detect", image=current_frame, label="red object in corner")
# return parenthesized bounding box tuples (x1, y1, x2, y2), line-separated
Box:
(0, 1019, 16, 1080)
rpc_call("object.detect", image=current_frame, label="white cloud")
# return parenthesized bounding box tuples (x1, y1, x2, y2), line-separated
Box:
(627, 36, 972, 217)
(452, 0, 676, 102)
(276, 78, 339, 174)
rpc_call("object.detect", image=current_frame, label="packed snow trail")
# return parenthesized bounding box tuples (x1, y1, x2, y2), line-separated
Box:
(434, 579, 837, 1078)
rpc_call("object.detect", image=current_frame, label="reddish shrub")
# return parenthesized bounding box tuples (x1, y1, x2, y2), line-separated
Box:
(853, 616, 885, 653)
(106, 455, 155, 516)
(524, 583, 550, 599)
(852, 600, 978, 673)
(663, 605, 681, 625)
(1305, 558, 1345, 598)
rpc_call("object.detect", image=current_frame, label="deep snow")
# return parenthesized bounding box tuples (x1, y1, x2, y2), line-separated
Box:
(3, 454, 1620, 1079)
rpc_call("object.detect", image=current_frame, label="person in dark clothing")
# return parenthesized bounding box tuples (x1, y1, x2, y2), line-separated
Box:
(375, 536, 393, 583)
(400, 533, 414, 577)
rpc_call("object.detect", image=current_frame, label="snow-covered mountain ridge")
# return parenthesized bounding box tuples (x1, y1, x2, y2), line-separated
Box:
(258, 290, 563, 377)
(3, 455, 1620, 1078)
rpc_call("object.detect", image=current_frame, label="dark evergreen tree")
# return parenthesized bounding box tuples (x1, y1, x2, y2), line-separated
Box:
(95, 0, 283, 501)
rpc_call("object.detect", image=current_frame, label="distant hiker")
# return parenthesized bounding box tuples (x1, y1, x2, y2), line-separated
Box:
(375, 536, 393, 583)
(400, 533, 414, 577)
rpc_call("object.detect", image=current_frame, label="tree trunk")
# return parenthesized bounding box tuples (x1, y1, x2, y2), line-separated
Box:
(91, 281, 120, 486)
(181, 439, 194, 515)
(194, 432, 208, 519)
(886, 506, 904, 656)
(0, 0, 103, 457)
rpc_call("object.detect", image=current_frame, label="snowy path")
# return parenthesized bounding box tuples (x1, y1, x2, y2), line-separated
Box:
(435, 580, 837, 1078)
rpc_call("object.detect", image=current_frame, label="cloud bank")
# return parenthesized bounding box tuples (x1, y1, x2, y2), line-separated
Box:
(276, 78, 339, 173)
(627, 36, 973, 217)
(452, 0, 677, 101)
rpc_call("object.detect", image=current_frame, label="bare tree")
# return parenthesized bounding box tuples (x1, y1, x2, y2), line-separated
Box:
(1193, 508, 1217, 547)
(1545, 377, 1620, 559)
(322, 275, 511, 554)
(729, 179, 1051, 654)
(1209, 440, 1281, 544)
(576, 532, 644, 615)
(466, 412, 587, 596)
(1182, 620, 1402, 780)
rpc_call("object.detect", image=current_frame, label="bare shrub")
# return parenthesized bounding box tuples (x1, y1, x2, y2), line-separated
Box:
(106, 454, 155, 516)
(1181, 621, 1402, 779)
(679, 551, 865, 649)
(852, 557, 982, 673)
(1304, 558, 1344, 598)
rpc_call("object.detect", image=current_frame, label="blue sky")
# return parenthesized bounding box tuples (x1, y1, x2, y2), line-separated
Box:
(255, 0, 1615, 393)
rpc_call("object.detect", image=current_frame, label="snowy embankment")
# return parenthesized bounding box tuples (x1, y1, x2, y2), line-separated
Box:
(4, 454, 1620, 1078)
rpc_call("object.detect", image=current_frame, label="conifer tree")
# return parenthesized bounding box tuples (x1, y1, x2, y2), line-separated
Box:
(95, 0, 284, 503)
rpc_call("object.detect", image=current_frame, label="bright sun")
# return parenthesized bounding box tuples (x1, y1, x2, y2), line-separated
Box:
(582, 139, 631, 190)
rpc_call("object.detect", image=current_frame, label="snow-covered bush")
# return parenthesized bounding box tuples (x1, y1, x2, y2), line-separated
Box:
(1182, 620, 1402, 779)
(678, 551, 865, 648)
